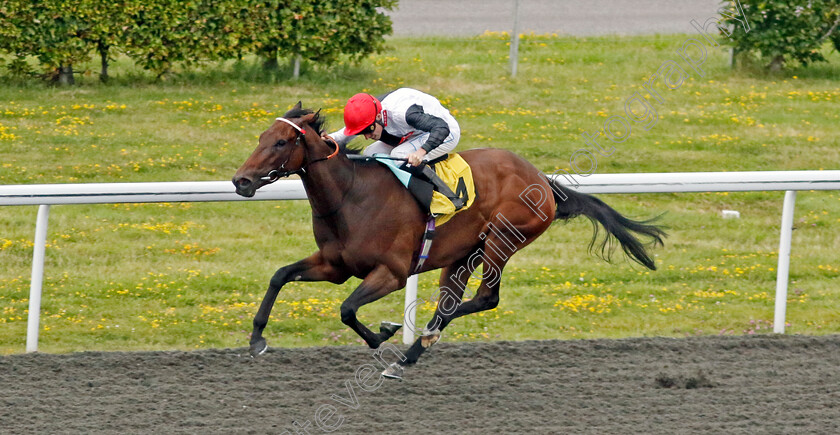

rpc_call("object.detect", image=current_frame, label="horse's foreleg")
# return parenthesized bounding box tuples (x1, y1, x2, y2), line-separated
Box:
(339, 264, 403, 349)
(250, 252, 346, 357)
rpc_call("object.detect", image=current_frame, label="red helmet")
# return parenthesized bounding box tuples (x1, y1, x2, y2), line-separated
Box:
(343, 93, 382, 136)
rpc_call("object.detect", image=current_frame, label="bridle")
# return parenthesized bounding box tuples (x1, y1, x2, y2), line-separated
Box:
(259, 117, 340, 183)
(260, 116, 353, 219)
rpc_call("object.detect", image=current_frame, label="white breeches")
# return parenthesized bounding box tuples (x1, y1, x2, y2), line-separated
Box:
(362, 128, 460, 161)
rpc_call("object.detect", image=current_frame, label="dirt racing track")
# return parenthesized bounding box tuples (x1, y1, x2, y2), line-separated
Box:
(2, 334, 840, 434)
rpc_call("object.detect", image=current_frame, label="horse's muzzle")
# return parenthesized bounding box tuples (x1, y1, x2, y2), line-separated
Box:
(232, 176, 256, 198)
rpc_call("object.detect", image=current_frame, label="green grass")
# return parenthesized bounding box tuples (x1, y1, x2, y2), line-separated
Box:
(1, 33, 839, 354)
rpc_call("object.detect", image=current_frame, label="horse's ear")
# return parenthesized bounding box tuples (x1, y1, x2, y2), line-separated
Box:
(294, 101, 302, 110)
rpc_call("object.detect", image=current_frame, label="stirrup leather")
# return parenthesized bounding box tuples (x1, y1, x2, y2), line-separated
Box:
(420, 165, 465, 210)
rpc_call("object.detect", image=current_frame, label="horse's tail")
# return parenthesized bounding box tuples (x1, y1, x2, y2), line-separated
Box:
(545, 176, 666, 270)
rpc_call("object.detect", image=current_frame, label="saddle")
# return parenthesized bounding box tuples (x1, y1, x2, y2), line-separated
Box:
(372, 153, 476, 226)
(360, 152, 477, 273)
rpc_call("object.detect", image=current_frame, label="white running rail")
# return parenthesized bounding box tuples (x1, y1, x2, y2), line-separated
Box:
(2, 171, 839, 351)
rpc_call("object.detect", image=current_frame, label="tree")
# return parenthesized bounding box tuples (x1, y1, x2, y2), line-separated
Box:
(78, 0, 142, 82)
(121, 0, 195, 79)
(0, 0, 92, 84)
(258, 0, 396, 78)
(724, 0, 840, 71)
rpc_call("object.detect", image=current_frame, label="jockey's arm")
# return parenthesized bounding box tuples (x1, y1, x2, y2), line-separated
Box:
(325, 128, 354, 146)
(405, 104, 450, 154)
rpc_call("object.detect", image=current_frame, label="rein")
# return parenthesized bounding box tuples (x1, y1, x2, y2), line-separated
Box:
(260, 117, 340, 183)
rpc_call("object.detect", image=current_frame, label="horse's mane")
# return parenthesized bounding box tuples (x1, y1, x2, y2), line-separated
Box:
(283, 105, 366, 157)
(283, 106, 326, 135)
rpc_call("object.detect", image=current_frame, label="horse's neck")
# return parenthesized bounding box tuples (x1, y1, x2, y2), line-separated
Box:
(299, 157, 355, 218)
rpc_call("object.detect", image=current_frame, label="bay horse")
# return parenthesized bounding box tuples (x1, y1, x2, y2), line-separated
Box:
(232, 103, 665, 378)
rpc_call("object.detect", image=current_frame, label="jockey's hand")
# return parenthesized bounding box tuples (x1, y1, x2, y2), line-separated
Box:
(407, 149, 427, 167)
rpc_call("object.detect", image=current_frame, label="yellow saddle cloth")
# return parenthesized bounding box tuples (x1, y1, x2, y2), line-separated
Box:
(429, 153, 476, 226)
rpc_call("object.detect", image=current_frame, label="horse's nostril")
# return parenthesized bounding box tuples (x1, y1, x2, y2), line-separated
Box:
(234, 177, 252, 190)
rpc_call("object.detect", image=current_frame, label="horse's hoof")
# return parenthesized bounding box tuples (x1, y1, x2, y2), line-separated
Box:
(379, 321, 403, 339)
(420, 329, 441, 349)
(381, 362, 405, 380)
(249, 338, 268, 358)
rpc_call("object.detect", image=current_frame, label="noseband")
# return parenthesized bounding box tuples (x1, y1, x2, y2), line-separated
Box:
(260, 117, 340, 183)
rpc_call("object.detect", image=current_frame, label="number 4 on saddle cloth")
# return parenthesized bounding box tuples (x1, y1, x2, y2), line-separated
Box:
(374, 153, 476, 226)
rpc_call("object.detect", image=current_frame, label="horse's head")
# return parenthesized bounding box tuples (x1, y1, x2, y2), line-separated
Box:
(232, 102, 326, 197)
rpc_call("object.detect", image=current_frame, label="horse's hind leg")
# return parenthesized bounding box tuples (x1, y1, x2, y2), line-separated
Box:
(389, 241, 512, 378)
(439, 217, 535, 327)
(250, 252, 347, 357)
(339, 264, 405, 349)
(401, 251, 476, 366)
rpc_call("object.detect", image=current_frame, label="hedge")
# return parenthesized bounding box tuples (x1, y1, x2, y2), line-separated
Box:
(0, 0, 396, 83)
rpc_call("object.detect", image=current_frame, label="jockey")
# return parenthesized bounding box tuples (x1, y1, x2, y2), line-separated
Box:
(325, 88, 464, 208)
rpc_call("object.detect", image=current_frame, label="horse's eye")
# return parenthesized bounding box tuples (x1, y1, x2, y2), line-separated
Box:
(274, 139, 286, 148)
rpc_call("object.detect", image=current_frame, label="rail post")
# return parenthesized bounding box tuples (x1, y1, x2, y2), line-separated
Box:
(773, 191, 796, 333)
(403, 274, 418, 344)
(26, 204, 50, 352)
(509, 0, 521, 77)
